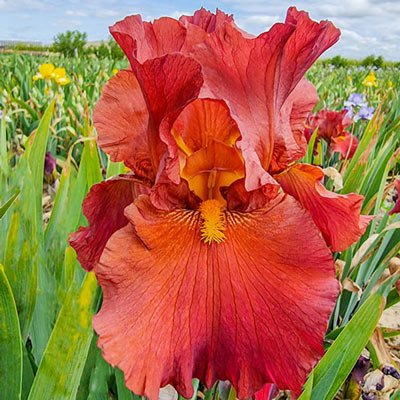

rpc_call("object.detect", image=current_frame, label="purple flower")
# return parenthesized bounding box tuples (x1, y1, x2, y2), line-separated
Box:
(344, 106, 354, 119)
(347, 93, 367, 107)
(44, 152, 56, 176)
(355, 106, 375, 121)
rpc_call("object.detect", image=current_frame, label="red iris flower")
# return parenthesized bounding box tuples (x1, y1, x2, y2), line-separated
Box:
(305, 109, 358, 158)
(70, 8, 371, 399)
(389, 179, 400, 215)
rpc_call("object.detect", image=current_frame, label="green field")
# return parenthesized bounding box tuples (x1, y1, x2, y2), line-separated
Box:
(0, 53, 399, 399)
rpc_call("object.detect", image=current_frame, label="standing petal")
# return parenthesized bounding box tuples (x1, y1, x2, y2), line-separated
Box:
(162, 98, 244, 200)
(110, 15, 186, 65)
(135, 54, 204, 174)
(179, 8, 233, 33)
(275, 164, 372, 251)
(94, 195, 337, 399)
(271, 78, 318, 173)
(188, 8, 339, 190)
(95, 55, 204, 182)
(69, 174, 150, 271)
(93, 71, 152, 180)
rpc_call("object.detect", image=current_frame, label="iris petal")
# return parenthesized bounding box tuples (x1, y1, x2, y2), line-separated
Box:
(93, 195, 338, 399)
(276, 164, 372, 251)
(69, 174, 150, 271)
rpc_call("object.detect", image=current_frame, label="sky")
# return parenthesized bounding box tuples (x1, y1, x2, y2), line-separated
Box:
(0, 0, 399, 60)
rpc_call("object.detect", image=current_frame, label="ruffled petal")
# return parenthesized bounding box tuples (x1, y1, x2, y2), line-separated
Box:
(110, 15, 186, 65)
(69, 174, 150, 271)
(135, 54, 204, 172)
(110, 8, 234, 67)
(93, 70, 153, 180)
(188, 8, 339, 190)
(225, 179, 280, 212)
(308, 109, 352, 142)
(331, 132, 359, 158)
(179, 8, 233, 33)
(275, 164, 372, 251)
(94, 195, 337, 399)
(163, 99, 244, 201)
(170, 98, 240, 152)
(270, 78, 318, 173)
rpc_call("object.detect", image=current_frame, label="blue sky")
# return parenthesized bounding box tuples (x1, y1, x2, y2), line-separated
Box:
(1, 0, 399, 60)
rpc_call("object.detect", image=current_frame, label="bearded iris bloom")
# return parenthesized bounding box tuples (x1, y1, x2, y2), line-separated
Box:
(355, 105, 375, 122)
(343, 94, 374, 122)
(305, 109, 359, 158)
(70, 8, 371, 399)
(389, 179, 400, 215)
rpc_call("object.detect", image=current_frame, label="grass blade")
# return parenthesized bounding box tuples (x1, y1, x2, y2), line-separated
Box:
(28, 273, 98, 400)
(0, 191, 19, 220)
(299, 292, 385, 400)
(0, 264, 23, 400)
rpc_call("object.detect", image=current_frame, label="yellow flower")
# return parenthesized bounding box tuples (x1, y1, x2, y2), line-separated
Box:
(388, 80, 393, 88)
(52, 67, 71, 86)
(38, 63, 55, 79)
(56, 77, 71, 85)
(347, 75, 352, 84)
(362, 71, 378, 87)
(112, 68, 119, 75)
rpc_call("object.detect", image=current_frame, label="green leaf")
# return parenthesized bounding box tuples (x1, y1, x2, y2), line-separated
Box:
(116, 368, 138, 400)
(28, 273, 98, 400)
(299, 292, 385, 400)
(0, 107, 9, 176)
(0, 264, 23, 400)
(0, 191, 19, 220)
(25, 99, 55, 228)
(106, 159, 125, 179)
(300, 129, 318, 164)
(300, 371, 313, 400)
(391, 389, 400, 400)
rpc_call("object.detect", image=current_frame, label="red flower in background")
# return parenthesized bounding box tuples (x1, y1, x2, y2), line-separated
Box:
(305, 109, 359, 158)
(389, 179, 400, 215)
(70, 8, 371, 399)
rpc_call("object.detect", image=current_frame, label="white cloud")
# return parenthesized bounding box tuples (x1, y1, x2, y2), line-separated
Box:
(65, 10, 87, 17)
(0, 0, 48, 11)
(94, 9, 120, 18)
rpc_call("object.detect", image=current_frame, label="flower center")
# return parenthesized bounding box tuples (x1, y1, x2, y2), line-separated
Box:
(199, 199, 226, 244)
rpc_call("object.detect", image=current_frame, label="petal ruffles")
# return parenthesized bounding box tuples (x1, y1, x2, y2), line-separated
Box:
(187, 8, 340, 190)
(69, 174, 150, 271)
(275, 164, 372, 251)
(94, 71, 152, 180)
(94, 195, 338, 399)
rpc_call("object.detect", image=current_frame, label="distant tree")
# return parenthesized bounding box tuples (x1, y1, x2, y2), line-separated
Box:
(373, 55, 384, 68)
(361, 55, 375, 67)
(52, 30, 87, 57)
(330, 55, 349, 68)
(108, 38, 124, 60)
(93, 41, 110, 58)
(361, 55, 385, 68)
